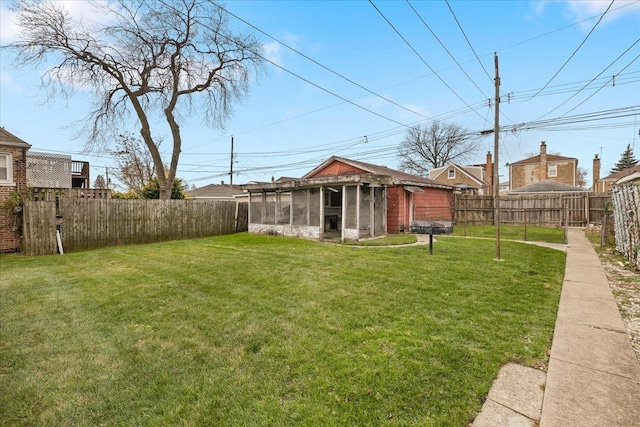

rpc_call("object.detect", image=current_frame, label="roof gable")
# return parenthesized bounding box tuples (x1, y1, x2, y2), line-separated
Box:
(429, 164, 487, 186)
(303, 156, 447, 187)
(0, 127, 31, 149)
(510, 153, 576, 166)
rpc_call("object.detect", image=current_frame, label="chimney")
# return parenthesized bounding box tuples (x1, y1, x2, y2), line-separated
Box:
(485, 151, 493, 194)
(221, 180, 225, 185)
(593, 154, 600, 193)
(540, 141, 547, 181)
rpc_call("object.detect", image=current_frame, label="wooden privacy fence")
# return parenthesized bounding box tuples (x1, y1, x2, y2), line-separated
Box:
(454, 193, 611, 226)
(22, 199, 248, 255)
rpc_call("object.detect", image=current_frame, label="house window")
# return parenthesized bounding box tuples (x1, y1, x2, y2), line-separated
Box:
(447, 168, 455, 179)
(548, 164, 557, 178)
(0, 153, 12, 184)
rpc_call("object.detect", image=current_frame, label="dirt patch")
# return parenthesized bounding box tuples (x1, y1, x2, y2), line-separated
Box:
(592, 242, 640, 361)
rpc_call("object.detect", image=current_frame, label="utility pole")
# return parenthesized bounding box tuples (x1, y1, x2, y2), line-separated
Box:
(494, 53, 501, 260)
(229, 136, 234, 186)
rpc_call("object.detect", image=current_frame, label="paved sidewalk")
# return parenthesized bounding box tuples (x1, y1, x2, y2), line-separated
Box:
(474, 228, 640, 426)
(540, 228, 640, 426)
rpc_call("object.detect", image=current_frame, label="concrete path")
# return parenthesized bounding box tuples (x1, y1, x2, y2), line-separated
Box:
(473, 228, 640, 427)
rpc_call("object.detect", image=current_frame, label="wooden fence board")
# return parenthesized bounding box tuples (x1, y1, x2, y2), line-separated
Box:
(22, 199, 247, 255)
(454, 193, 611, 226)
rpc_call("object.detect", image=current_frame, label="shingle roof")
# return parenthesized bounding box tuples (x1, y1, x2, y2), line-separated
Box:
(509, 180, 585, 193)
(602, 165, 640, 181)
(304, 156, 449, 187)
(186, 184, 243, 198)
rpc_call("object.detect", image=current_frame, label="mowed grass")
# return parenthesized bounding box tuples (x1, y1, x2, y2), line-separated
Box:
(0, 233, 565, 426)
(452, 224, 566, 244)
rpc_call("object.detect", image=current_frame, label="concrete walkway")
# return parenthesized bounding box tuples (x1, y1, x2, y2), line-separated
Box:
(473, 228, 640, 426)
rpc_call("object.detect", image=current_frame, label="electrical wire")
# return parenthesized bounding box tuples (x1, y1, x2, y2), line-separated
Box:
(368, 0, 488, 122)
(523, 0, 615, 102)
(405, 0, 488, 99)
(443, 0, 493, 83)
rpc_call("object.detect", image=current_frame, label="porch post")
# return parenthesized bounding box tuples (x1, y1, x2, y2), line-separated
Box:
(248, 192, 252, 226)
(370, 186, 374, 237)
(341, 185, 347, 242)
(319, 186, 325, 240)
(409, 191, 414, 226)
(306, 189, 311, 226)
(290, 191, 294, 225)
(356, 184, 361, 238)
(383, 186, 387, 235)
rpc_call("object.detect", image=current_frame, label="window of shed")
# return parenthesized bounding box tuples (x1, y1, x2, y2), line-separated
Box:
(448, 168, 455, 179)
(0, 153, 12, 184)
(548, 164, 557, 177)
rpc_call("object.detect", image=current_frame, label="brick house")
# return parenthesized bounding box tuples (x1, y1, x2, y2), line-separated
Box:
(592, 154, 640, 194)
(243, 156, 453, 241)
(509, 142, 578, 190)
(0, 128, 31, 252)
(429, 152, 494, 195)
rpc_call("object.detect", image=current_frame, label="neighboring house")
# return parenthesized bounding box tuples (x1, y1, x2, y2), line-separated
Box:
(429, 152, 494, 195)
(186, 182, 243, 200)
(509, 141, 578, 190)
(592, 154, 640, 194)
(26, 151, 104, 200)
(243, 156, 454, 241)
(0, 127, 31, 252)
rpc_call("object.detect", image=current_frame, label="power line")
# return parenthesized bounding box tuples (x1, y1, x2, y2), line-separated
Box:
(443, 0, 493, 83)
(557, 54, 640, 118)
(215, 2, 430, 120)
(405, 0, 488, 98)
(368, 0, 487, 122)
(523, 0, 615, 101)
(537, 38, 640, 119)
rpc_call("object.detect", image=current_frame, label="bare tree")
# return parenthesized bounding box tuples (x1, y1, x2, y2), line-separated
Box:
(110, 132, 157, 191)
(397, 122, 480, 175)
(7, 0, 264, 199)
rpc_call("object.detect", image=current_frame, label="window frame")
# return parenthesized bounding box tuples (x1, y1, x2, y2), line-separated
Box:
(0, 152, 13, 185)
(548, 164, 558, 178)
(447, 168, 456, 179)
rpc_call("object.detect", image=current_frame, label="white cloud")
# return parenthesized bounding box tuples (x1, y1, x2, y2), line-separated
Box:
(263, 41, 284, 69)
(0, 4, 19, 43)
(565, 0, 640, 28)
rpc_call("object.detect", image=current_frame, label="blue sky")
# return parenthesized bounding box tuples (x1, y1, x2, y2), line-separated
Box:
(1, 0, 639, 189)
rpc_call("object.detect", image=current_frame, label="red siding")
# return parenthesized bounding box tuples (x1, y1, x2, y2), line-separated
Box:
(387, 186, 453, 234)
(309, 160, 367, 178)
(412, 188, 453, 222)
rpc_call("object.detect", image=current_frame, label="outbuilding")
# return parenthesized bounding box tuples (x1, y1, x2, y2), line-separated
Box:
(242, 156, 454, 241)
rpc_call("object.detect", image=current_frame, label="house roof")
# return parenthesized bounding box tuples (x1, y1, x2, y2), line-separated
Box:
(303, 156, 449, 187)
(601, 165, 640, 181)
(186, 184, 243, 198)
(509, 153, 576, 166)
(429, 163, 488, 186)
(508, 180, 586, 193)
(0, 127, 31, 149)
(244, 156, 453, 192)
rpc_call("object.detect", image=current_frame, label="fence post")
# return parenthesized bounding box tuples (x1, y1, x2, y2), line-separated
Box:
(523, 208, 527, 241)
(564, 204, 569, 244)
(601, 206, 608, 247)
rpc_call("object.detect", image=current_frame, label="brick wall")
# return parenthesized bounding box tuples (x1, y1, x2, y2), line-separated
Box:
(1, 144, 28, 252)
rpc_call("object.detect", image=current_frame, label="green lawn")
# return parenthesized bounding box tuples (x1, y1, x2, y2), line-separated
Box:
(453, 224, 567, 244)
(0, 233, 565, 426)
